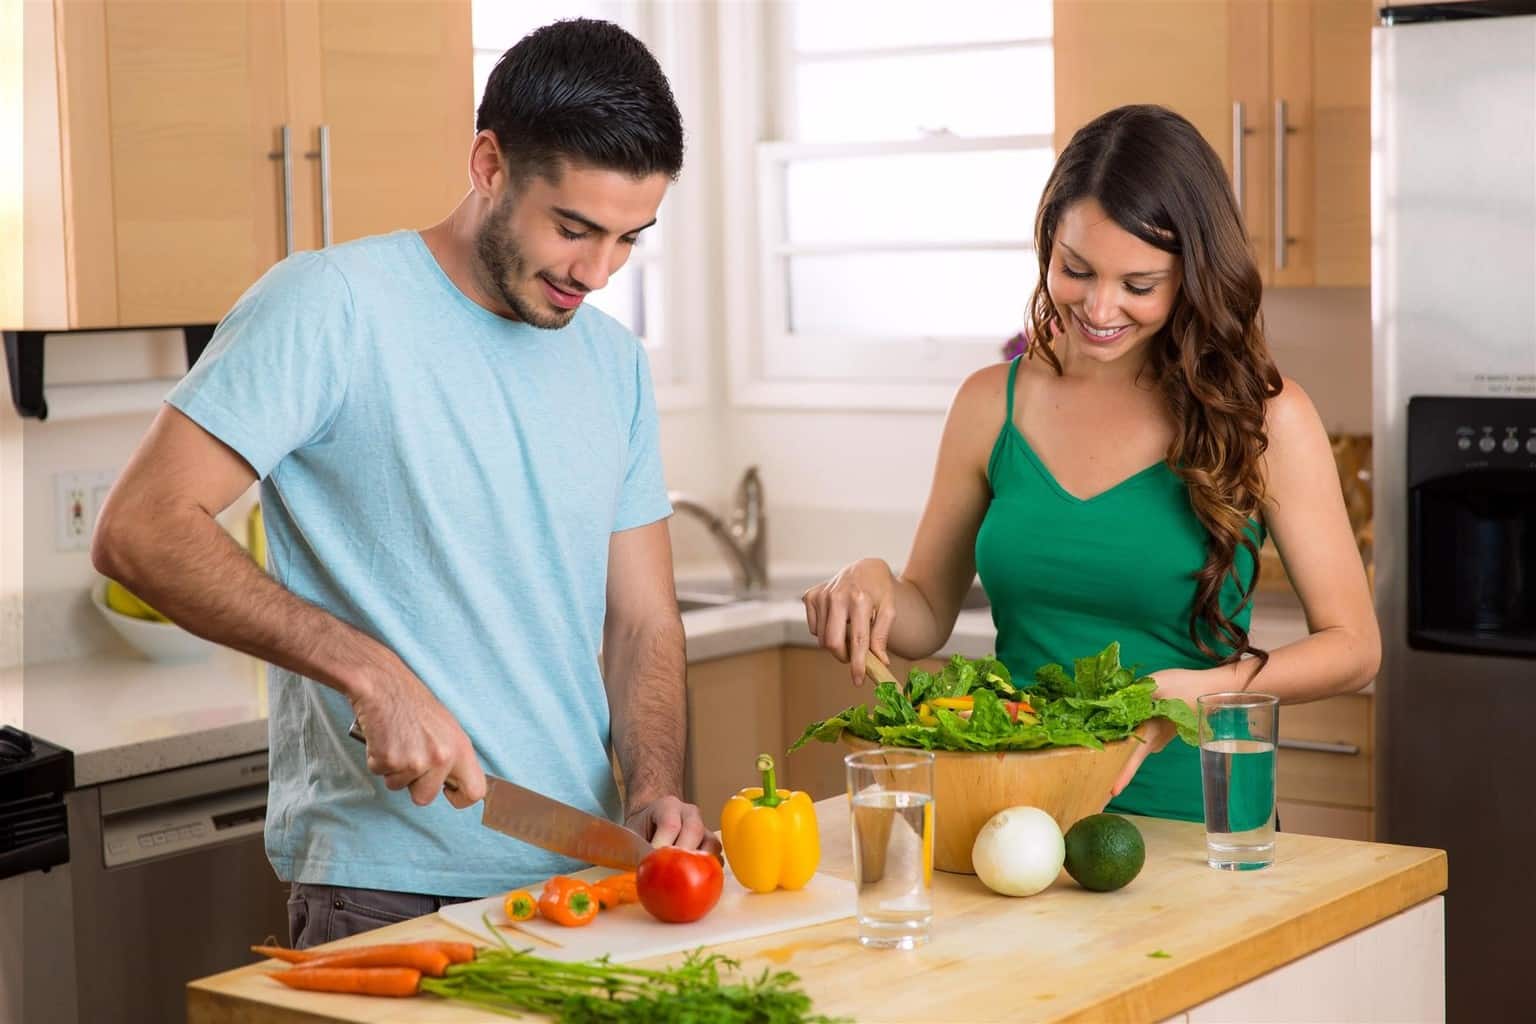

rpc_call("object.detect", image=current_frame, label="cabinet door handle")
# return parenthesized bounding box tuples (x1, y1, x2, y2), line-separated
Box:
(1273, 98, 1295, 270)
(1231, 101, 1251, 216)
(305, 124, 333, 248)
(268, 124, 295, 257)
(1278, 737, 1360, 756)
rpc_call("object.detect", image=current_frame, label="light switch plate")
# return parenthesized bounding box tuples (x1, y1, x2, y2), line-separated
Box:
(54, 470, 115, 552)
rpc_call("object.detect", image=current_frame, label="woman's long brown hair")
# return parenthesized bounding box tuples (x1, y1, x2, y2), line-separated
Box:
(1024, 105, 1283, 666)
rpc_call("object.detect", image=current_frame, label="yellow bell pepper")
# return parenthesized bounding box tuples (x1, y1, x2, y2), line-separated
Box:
(719, 754, 820, 893)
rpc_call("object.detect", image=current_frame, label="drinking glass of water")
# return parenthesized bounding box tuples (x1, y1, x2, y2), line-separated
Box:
(1198, 692, 1279, 870)
(844, 748, 934, 949)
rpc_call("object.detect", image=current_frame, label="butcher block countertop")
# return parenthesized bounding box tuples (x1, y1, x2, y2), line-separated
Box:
(188, 798, 1446, 1023)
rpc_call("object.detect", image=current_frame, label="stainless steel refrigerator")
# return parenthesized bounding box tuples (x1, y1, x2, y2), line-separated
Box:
(1373, 3, 1536, 1018)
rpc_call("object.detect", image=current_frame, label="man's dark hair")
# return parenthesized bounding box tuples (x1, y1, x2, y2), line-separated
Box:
(476, 18, 684, 183)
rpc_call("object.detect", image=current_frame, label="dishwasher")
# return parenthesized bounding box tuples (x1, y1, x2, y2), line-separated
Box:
(65, 750, 290, 1024)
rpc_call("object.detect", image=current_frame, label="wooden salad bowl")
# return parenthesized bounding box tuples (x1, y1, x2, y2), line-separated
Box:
(842, 732, 1147, 874)
(847, 653, 1148, 874)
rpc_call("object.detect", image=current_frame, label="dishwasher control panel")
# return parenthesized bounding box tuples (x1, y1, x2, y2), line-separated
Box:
(98, 750, 270, 868)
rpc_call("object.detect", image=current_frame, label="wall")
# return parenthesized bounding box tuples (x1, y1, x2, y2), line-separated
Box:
(1262, 287, 1372, 434)
(18, 331, 259, 666)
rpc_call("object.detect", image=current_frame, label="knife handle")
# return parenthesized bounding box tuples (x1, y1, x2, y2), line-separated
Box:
(346, 717, 462, 793)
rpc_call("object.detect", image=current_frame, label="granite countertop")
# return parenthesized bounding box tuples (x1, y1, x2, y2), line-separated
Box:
(5, 578, 1322, 790)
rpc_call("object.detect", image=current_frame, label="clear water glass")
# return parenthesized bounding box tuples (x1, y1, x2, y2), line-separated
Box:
(1198, 692, 1279, 871)
(844, 748, 935, 949)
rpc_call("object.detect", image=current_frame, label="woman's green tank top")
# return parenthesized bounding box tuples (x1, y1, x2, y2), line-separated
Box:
(974, 356, 1264, 822)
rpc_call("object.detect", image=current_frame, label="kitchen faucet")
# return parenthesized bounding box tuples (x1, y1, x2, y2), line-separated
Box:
(668, 467, 768, 594)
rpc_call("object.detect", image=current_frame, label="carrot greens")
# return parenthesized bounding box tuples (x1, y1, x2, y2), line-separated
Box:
(418, 915, 844, 1022)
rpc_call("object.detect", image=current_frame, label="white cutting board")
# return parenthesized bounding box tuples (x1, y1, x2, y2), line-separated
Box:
(438, 867, 857, 963)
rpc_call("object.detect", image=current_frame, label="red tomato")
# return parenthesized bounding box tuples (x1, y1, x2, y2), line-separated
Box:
(636, 847, 723, 924)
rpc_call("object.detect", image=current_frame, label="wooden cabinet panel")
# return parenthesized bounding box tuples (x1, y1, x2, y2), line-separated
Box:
(21, 0, 469, 331)
(1278, 799, 1372, 841)
(313, 1, 473, 244)
(1052, 0, 1370, 288)
(1229, 0, 1274, 280)
(684, 648, 784, 832)
(1307, 0, 1372, 287)
(97, 0, 287, 326)
(779, 646, 866, 805)
(53, 0, 118, 327)
(1054, 1, 1234, 160)
(1276, 693, 1372, 807)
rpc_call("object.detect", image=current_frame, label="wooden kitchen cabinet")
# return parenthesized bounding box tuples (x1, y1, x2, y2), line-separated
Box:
(1277, 691, 1375, 840)
(284, 2, 473, 248)
(684, 648, 785, 832)
(5, 0, 469, 332)
(1053, 0, 1371, 287)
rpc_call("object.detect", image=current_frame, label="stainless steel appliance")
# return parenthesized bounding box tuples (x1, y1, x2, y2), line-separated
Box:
(1373, 3, 1536, 1018)
(64, 750, 288, 1024)
(1, 727, 75, 1024)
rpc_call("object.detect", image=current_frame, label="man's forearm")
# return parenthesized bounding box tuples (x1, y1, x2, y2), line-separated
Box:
(94, 504, 396, 702)
(602, 615, 687, 809)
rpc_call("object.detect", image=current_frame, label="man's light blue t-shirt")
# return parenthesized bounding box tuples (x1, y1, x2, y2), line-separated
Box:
(168, 230, 672, 896)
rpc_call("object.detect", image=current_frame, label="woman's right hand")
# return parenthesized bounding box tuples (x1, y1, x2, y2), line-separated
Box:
(802, 558, 897, 685)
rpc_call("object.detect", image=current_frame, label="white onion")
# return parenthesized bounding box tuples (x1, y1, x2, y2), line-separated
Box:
(970, 806, 1065, 897)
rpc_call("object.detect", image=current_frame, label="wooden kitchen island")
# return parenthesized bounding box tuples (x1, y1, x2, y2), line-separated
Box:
(189, 798, 1446, 1023)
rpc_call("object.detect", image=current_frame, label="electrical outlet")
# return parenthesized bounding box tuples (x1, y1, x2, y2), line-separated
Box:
(54, 470, 115, 552)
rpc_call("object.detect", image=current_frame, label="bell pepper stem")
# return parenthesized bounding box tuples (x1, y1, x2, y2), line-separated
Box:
(751, 754, 783, 808)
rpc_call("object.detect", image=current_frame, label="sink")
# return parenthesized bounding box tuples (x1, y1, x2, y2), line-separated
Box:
(676, 592, 742, 613)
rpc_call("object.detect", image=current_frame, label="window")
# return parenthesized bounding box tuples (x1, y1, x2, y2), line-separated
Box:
(471, 1, 703, 407)
(726, 1, 1055, 408)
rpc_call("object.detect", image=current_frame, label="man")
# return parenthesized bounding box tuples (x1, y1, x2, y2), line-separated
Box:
(92, 19, 716, 946)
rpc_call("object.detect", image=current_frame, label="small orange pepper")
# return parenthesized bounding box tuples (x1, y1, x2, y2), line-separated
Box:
(502, 889, 536, 922)
(591, 872, 638, 910)
(537, 877, 598, 927)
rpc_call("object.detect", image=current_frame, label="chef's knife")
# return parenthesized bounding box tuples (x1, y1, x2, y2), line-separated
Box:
(346, 718, 654, 870)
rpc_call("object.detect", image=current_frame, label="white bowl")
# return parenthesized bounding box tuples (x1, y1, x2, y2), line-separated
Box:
(90, 579, 214, 663)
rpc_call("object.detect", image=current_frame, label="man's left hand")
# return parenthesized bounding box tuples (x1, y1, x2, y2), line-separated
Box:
(626, 795, 723, 859)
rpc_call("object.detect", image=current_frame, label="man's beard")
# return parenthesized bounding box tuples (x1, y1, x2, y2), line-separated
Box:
(474, 203, 578, 329)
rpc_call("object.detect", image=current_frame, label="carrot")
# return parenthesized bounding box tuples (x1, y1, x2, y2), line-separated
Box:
(252, 940, 476, 972)
(270, 966, 421, 997)
(296, 944, 451, 977)
(431, 941, 477, 965)
(592, 872, 638, 909)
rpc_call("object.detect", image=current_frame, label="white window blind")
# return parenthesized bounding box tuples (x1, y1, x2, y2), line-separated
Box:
(744, 0, 1055, 407)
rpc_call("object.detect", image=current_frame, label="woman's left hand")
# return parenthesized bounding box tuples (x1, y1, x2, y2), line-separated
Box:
(1108, 667, 1211, 800)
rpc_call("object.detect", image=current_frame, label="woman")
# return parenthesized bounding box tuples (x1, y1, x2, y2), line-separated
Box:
(802, 105, 1380, 821)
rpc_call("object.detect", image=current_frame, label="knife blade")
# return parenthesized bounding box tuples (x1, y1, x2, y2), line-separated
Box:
(345, 718, 653, 870)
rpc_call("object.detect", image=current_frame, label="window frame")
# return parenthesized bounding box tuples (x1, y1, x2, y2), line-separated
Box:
(721, 2, 1055, 411)
(469, 1, 708, 410)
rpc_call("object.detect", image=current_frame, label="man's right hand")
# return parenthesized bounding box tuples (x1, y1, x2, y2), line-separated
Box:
(350, 669, 487, 809)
